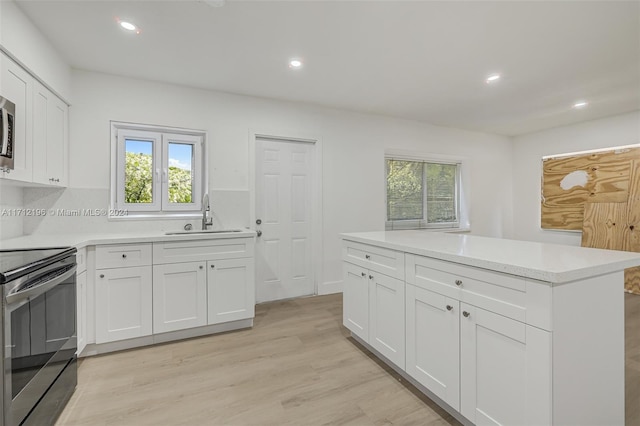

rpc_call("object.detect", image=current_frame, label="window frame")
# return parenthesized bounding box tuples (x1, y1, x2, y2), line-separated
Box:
(384, 150, 469, 231)
(110, 121, 206, 219)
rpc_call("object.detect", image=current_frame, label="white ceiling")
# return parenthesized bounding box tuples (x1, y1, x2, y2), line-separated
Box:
(15, 0, 640, 136)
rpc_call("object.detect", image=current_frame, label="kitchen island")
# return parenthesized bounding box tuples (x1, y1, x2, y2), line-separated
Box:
(341, 230, 640, 426)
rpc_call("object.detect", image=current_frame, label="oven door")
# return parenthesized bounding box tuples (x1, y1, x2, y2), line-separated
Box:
(4, 258, 77, 426)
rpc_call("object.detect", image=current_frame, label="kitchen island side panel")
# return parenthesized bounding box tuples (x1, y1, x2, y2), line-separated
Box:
(551, 271, 625, 426)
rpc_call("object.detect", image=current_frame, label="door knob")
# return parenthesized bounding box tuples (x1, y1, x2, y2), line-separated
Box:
(256, 230, 262, 237)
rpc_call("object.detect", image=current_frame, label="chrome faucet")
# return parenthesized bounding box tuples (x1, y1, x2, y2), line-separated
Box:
(202, 193, 213, 230)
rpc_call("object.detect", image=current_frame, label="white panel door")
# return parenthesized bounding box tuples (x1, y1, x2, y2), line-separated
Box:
(369, 271, 405, 369)
(406, 284, 460, 410)
(460, 303, 530, 426)
(95, 266, 153, 343)
(343, 262, 369, 342)
(207, 258, 255, 324)
(0, 56, 32, 182)
(255, 138, 314, 302)
(153, 262, 207, 333)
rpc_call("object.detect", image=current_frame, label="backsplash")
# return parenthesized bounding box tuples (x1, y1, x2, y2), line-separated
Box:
(0, 186, 25, 240)
(21, 188, 250, 236)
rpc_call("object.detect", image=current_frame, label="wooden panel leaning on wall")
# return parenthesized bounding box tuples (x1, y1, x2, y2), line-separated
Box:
(542, 146, 640, 230)
(581, 198, 640, 295)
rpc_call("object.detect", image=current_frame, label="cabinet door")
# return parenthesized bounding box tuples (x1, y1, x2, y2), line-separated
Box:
(153, 262, 207, 333)
(460, 304, 551, 426)
(0, 55, 32, 182)
(76, 271, 87, 355)
(406, 285, 460, 410)
(95, 266, 152, 343)
(207, 258, 255, 324)
(343, 262, 369, 342)
(33, 82, 68, 186)
(369, 271, 405, 369)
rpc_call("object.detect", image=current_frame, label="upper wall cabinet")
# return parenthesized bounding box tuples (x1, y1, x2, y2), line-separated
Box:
(0, 54, 33, 183)
(0, 52, 68, 187)
(32, 81, 68, 186)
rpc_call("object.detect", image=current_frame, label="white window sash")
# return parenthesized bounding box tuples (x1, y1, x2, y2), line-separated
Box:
(161, 133, 203, 211)
(116, 129, 162, 212)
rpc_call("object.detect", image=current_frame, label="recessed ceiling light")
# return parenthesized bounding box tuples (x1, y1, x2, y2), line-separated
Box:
(119, 21, 139, 33)
(289, 59, 303, 69)
(572, 101, 588, 109)
(486, 74, 501, 83)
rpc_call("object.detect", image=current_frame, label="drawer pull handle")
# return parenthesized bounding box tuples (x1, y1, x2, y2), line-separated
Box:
(365, 255, 371, 260)
(99, 274, 104, 278)
(199, 265, 203, 269)
(446, 305, 453, 311)
(455, 279, 462, 286)
(361, 272, 366, 277)
(211, 265, 215, 269)
(369, 275, 373, 280)
(122, 254, 127, 259)
(463, 311, 470, 318)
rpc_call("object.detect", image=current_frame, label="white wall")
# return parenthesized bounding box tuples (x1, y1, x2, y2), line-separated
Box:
(0, 0, 71, 101)
(0, 185, 23, 240)
(59, 69, 513, 290)
(511, 111, 640, 246)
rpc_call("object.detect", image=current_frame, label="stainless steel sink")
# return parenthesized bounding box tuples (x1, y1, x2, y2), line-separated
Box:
(165, 229, 243, 235)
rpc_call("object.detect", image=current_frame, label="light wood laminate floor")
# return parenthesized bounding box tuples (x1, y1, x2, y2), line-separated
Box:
(57, 293, 640, 426)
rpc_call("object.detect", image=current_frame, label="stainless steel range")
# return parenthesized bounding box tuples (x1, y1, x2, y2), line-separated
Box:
(0, 247, 77, 426)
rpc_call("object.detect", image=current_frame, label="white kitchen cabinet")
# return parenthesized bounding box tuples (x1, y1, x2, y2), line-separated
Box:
(342, 241, 405, 369)
(94, 266, 153, 344)
(76, 270, 87, 355)
(32, 81, 68, 186)
(207, 258, 255, 324)
(153, 261, 207, 333)
(405, 284, 460, 411)
(0, 55, 33, 182)
(368, 271, 405, 369)
(343, 262, 369, 342)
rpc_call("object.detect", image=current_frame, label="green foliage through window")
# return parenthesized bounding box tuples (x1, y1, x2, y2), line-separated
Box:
(125, 152, 193, 204)
(386, 159, 458, 225)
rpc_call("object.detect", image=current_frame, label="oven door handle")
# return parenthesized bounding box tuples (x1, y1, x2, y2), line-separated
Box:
(6, 265, 77, 305)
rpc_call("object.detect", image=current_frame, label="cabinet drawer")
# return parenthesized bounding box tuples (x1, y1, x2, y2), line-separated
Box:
(76, 247, 87, 274)
(153, 238, 255, 264)
(342, 240, 404, 280)
(95, 243, 152, 269)
(406, 254, 526, 322)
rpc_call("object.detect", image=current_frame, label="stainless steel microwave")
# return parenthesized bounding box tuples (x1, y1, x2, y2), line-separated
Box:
(0, 96, 15, 172)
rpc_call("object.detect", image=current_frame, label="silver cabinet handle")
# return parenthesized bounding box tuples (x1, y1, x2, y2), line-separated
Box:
(446, 305, 453, 311)
(365, 254, 371, 259)
(463, 311, 470, 318)
(361, 272, 366, 277)
(199, 265, 203, 269)
(455, 279, 462, 286)
(256, 230, 262, 237)
(100, 274, 104, 278)
(211, 264, 215, 269)
(122, 254, 127, 258)
(369, 275, 373, 280)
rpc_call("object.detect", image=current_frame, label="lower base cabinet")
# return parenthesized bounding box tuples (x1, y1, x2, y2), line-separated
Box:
(406, 284, 460, 411)
(95, 266, 153, 344)
(207, 258, 255, 324)
(153, 262, 207, 333)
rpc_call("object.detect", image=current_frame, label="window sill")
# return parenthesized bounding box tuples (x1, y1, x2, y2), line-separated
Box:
(108, 211, 202, 221)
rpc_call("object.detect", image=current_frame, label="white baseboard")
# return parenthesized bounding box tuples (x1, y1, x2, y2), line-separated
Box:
(318, 280, 342, 295)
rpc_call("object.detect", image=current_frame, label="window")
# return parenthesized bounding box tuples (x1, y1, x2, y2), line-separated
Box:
(385, 154, 466, 230)
(111, 122, 205, 217)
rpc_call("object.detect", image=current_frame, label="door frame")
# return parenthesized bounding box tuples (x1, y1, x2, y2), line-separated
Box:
(249, 130, 324, 298)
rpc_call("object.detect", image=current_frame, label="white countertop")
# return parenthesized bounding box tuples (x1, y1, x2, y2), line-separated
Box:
(341, 230, 640, 283)
(0, 229, 257, 250)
